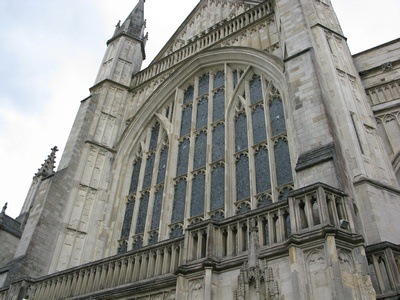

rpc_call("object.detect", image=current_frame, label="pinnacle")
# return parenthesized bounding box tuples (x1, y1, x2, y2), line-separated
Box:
(34, 146, 58, 179)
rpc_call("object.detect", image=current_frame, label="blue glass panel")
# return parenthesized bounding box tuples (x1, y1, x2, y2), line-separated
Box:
(157, 146, 168, 184)
(285, 213, 291, 237)
(132, 237, 143, 250)
(278, 186, 292, 202)
(136, 193, 149, 234)
(214, 71, 225, 88)
(257, 194, 273, 208)
(252, 106, 267, 144)
(170, 226, 183, 238)
(149, 122, 160, 151)
(180, 105, 192, 136)
(121, 198, 135, 239)
(151, 188, 163, 230)
(235, 113, 248, 152)
(255, 147, 271, 193)
(250, 75, 263, 104)
(172, 178, 187, 223)
(212, 211, 225, 220)
(148, 232, 158, 245)
(233, 70, 238, 89)
(198, 73, 209, 96)
(263, 220, 269, 245)
(190, 172, 205, 217)
(177, 138, 189, 176)
(211, 164, 225, 211)
(274, 139, 293, 186)
(118, 241, 127, 253)
(196, 97, 208, 130)
(270, 97, 286, 136)
(236, 154, 250, 200)
(212, 123, 225, 162)
(129, 158, 142, 194)
(142, 153, 155, 189)
(213, 89, 225, 122)
(183, 85, 194, 104)
(194, 131, 207, 169)
(237, 202, 251, 214)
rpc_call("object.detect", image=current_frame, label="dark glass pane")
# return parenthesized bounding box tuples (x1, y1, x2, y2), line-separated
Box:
(250, 75, 263, 104)
(252, 106, 267, 144)
(177, 138, 190, 176)
(194, 131, 207, 169)
(233, 70, 238, 89)
(213, 89, 225, 122)
(255, 147, 271, 193)
(214, 71, 225, 88)
(257, 194, 273, 208)
(196, 97, 208, 130)
(157, 146, 168, 184)
(151, 188, 163, 230)
(198, 73, 209, 96)
(180, 105, 192, 136)
(278, 186, 293, 202)
(212, 123, 225, 162)
(270, 97, 286, 136)
(121, 198, 135, 239)
(129, 158, 142, 194)
(148, 232, 158, 245)
(170, 226, 183, 238)
(235, 113, 248, 152)
(142, 153, 155, 189)
(236, 154, 250, 200)
(274, 138, 293, 186)
(285, 213, 291, 237)
(211, 164, 225, 211)
(212, 211, 225, 220)
(172, 178, 187, 223)
(190, 172, 205, 217)
(149, 122, 160, 151)
(237, 202, 251, 214)
(136, 193, 149, 234)
(183, 85, 194, 104)
(132, 237, 143, 250)
(118, 241, 127, 253)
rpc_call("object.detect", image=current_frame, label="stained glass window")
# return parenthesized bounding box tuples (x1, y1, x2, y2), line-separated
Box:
(255, 146, 271, 193)
(198, 73, 209, 96)
(236, 153, 250, 200)
(136, 192, 149, 234)
(212, 123, 225, 162)
(151, 188, 163, 230)
(250, 75, 263, 104)
(196, 97, 208, 130)
(180, 105, 192, 136)
(190, 172, 205, 217)
(213, 89, 225, 122)
(121, 198, 135, 239)
(183, 85, 194, 104)
(214, 71, 225, 88)
(274, 138, 293, 186)
(142, 153, 155, 189)
(149, 122, 160, 151)
(270, 97, 286, 136)
(157, 146, 168, 184)
(235, 113, 248, 152)
(194, 131, 207, 169)
(252, 105, 267, 144)
(177, 138, 189, 176)
(172, 178, 187, 223)
(211, 164, 225, 211)
(129, 158, 142, 194)
(257, 194, 272, 208)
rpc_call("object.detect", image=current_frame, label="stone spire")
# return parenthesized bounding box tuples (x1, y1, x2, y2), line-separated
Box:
(34, 146, 58, 179)
(111, 0, 146, 42)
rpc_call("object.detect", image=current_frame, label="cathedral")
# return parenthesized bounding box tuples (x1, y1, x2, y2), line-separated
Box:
(1, 0, 400, 299)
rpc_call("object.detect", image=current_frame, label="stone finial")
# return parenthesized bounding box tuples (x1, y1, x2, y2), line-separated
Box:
(1, 202, 7, 214)
(34, 146, 59, 179)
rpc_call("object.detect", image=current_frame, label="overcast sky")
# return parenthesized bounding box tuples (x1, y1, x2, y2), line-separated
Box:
(0, 0, 399, 218)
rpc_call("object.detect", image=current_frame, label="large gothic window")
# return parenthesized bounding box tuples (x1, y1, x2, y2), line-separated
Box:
(120, 66, 293, 252)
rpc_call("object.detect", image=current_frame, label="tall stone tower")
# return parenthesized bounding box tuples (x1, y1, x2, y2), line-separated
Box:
(0, 0, 399, 299)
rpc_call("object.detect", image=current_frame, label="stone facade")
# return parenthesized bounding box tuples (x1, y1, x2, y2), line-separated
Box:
(0, 0, 399, 299)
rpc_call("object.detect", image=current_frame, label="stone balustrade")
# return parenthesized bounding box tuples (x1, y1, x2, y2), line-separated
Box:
(130, 0, 273, 88)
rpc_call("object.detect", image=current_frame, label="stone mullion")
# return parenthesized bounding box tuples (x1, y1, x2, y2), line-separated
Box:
(124, 256, 135, 284)
(385, 248, 400, 289)
(147, 251, 156, 278)
(163, 248, 172, 274)
(372, 254, 386, 293)
(317, 187, 329, 225)
(68, 272, 79, 297)
(305, 195, 314, 228)
(110, 260, 120, 287)
(118, 258, 128, 285)
(74, 271, 84, 297)
(53, 278, 64, 299)
(99, 264, 108, 290)
(79, 270, 90, 295)
(85, 267, 96, 294)
(132, 256, 141, 281)
(38, 282, 48, 300)
(93, 265, 103, 291)
(140, 254, 149, 280)
(170, 246, 178, 273)
(32, 282, 43, 300)
(154, 249, 163, 276)
(46, 279, 56, 299)
(105, 262, 115, 288)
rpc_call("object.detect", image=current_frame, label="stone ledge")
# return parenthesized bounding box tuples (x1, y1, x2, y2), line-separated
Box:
(295, 143, 335, 172)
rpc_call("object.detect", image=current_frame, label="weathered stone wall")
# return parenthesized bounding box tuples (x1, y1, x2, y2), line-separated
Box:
(0, 230, 19, 268)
